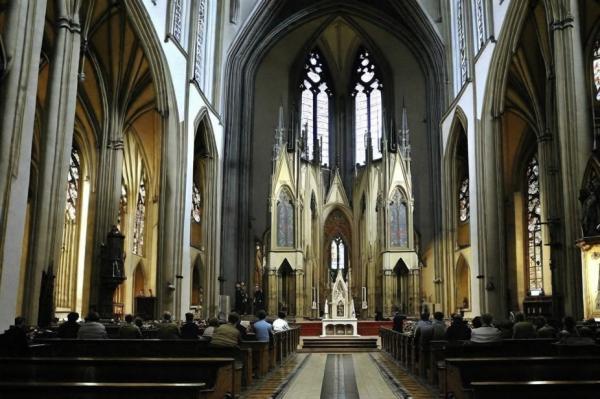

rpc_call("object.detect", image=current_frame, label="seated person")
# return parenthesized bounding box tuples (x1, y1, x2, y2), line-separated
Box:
(445, 314, 471, 341)
(181, 312, 201, 339)
(413, 312, 434, 350)
(77, 312, 108, 339)
(253, 310, 273, 342)
(534, 316, 557, 338)
(156, 311, 180, 339)
(432, 311, 446, 340)
(470, 313, 502, 343)
(0, 317, 30, 356)
(203, 317, 219, 337)
(57, 311, 80, 338)
(210, 312, 242, 347)
(272, 311, 290, 332)
(119, 314, 142, 338)
(512, 312, 536, 338)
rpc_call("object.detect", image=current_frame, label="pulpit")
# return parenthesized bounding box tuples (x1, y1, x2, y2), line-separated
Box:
(98, 226, 126, 318)
(321, 269, 358, 336)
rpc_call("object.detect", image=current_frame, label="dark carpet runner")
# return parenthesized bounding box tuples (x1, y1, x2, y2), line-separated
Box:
(320, 354, 360, 398)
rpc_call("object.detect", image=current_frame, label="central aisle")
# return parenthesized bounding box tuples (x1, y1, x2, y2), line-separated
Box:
(280, 353, 401, 399)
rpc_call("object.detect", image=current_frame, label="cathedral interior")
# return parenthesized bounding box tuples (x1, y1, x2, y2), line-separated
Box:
(1, 0, 600, 397)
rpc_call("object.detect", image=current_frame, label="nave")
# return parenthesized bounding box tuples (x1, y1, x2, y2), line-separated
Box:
(243, 351, 432, 399)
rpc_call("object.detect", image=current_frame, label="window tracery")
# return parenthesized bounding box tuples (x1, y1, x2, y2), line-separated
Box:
(193, 0, 207, 86)
(276, 189, 294, 247)
(330, 236, 345, 271)
(300, 49, 331, 165)
(455, 0, 468, 88)
(117, 182, 127, 232)
(458, 177, 470, 222)
(132, 173, 146, 256)
(191, 182, 202, 223)
(473, 0, 486, 51)
(390, 189, 408, 247)
(353, 48, 383, 164)
(526, 156, 543, 293)
(593, 39, 600, 101)
(65, 148, 81, 221)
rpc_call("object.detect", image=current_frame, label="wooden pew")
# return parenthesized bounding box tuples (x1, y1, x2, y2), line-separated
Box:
(444, 356, 600, 399)
(469, 380, 600, 399)
(429, 339, 558, 387)
(0, 356, 236, 399)
(241, 341, 270, 378)
(32, 338, 248, 389)
(0, 381, 208, 399)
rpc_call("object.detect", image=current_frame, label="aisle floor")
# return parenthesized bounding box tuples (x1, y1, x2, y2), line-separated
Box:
(242, 351, 434, 399)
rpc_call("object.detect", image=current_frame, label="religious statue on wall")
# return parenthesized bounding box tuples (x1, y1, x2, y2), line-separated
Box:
(254, 241, 263, 286)
(580, 170, 600, 237)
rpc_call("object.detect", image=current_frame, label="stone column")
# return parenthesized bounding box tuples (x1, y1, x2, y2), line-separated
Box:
(0, 0, 47, 329)
(88, 118, 125, 312)
(295, 269, 304, 318)
(267, 269, 278, 314)
(550, 0, 591, 317)
(383, 269, 393, 317)
(23, 0, 81, 326)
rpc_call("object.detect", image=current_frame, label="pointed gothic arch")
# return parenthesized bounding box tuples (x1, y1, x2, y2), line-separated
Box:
(455, 255, 470, 312)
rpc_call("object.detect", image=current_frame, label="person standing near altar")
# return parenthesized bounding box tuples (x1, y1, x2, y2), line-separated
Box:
(253, 285, 265, 314)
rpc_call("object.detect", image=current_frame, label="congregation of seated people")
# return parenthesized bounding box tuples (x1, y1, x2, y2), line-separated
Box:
(405, 310, 600, 347)
(0, 307, 294, 355)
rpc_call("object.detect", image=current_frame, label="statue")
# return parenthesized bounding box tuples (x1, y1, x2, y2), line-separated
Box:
(254, 241, 263, 286)
(580, 174, 600, 237)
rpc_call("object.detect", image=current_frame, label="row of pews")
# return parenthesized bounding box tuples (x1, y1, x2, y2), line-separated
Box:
(0, 327, 300, 398)
(380, 327, 600, 398)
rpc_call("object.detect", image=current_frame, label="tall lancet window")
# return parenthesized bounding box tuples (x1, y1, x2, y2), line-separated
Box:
(458, 177, 470, 222)
(191, 182, 202, 223)
(526, 156, 543, 294)
(473, 0, 487, 52)
(65, 148, 81, 221)
(56, 147, 82, 309)
(454, 0, 468, 90)
(594, 39, 600, 101)
(132, 172, 146, 256)
(353, 48, 383, 165)
(117, 181, 127, 232)
(390, 189, 408, 247)
(276, 188, 294, 247)
(300, 49, 331, 166)
(330, 236, 346, 271)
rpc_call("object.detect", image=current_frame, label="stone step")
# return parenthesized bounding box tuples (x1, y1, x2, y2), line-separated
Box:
(300, 337, 379, 352)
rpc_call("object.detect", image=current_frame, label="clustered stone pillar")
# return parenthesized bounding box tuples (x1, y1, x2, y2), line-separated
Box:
(0, 0, 48, 330)
(23, 0, 82, 326)
(550, 0, 591, 318)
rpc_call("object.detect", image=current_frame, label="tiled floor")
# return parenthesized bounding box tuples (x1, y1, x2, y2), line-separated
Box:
(241, 351, 434, 399)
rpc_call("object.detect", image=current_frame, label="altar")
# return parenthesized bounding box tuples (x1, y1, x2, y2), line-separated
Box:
(321, 269, 359, 336)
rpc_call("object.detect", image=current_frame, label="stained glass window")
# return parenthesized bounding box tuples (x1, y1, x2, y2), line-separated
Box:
(117, 182, 127, 232)
(132, 173, 146, 255)
(526, 156, 543, 292)
(276, 189, 294, 247)
(594, 40, 600, 101)
(65, 148, 80, 221)
(456, 0, 468, 87)
(191, 182, 202, 223)
(459, 177, 470, 222)
(300, 49, 331, 165)
(171, 0, 184, 44)
(330, 236, 345, 270)
(353, 48, 383, 164)
(474, 0, 486, 51)
(390, 189, 408, 247)
(193, 0, 207, 86)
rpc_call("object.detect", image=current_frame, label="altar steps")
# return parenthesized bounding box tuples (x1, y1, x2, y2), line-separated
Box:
(299, 337, 379, 353)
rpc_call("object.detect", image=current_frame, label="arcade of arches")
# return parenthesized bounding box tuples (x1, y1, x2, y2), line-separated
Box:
(0, 0, 599, 332)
